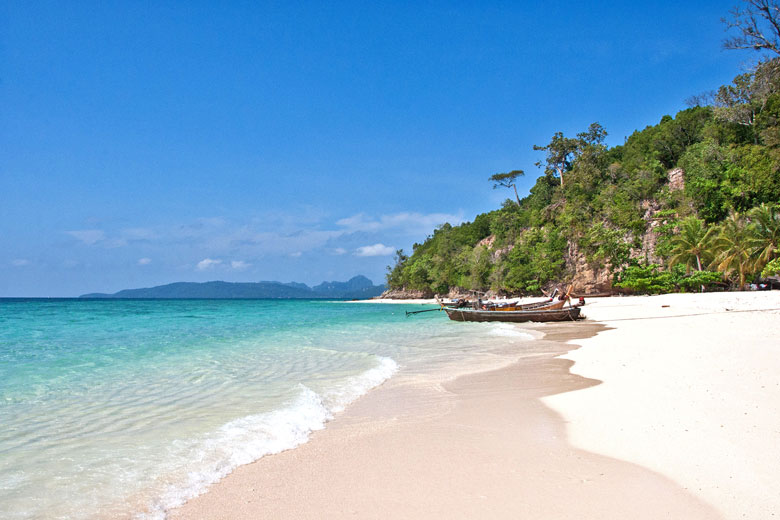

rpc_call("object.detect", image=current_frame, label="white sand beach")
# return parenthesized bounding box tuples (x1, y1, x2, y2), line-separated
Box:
(171, 291, 780, 519)
(543, 291, 780, 519)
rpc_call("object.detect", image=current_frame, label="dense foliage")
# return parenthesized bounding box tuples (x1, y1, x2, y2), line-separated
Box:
(387, 59, 780, 295)
(613, 264, 724, 294)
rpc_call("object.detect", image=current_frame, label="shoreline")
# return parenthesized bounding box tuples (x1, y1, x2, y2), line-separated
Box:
(168, 298, 741, 519)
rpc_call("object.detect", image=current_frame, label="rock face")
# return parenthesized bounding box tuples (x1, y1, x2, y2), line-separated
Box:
(378, 288, 434, 299)
(668, 167, 685, 191)
(379, 287, 479, 300)
(564, 199, 669, 293)
(477, 235, 496, 248)
(563, 242, 613, 294)
(633, 200, 664, 265)
(478, 234, 513, 262)
(446, 287, 483, 299)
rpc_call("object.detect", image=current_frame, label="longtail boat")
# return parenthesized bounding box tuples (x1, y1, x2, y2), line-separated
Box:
(482, 298, 565, 311)
(437, 286, 584, 322)
(442, 305, 582, 323)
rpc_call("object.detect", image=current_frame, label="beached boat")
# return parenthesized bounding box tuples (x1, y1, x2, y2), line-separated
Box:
(443, 305, 582, 322)
(405, 289, 584, 321)
(481, 298, 566, 311)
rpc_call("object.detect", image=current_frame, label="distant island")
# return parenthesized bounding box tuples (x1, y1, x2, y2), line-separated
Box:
(80, 275, 385, 299)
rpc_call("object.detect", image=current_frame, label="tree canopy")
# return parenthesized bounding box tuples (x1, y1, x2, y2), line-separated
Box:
(386, 5, 780, 296)
(386, 59, 780, 295)
(489, 170, 525, 205)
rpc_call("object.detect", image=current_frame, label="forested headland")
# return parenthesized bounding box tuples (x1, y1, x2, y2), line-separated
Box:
(385, 1, 780, 297)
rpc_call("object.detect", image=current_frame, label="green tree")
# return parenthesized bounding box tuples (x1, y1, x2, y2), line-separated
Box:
(762, 257, 780, 276)
(580, 222, 632, 270)
(712, 213, 755, 288)
(495, 227, 566, 294)
(489, 170, 524, 205)
(406, 256, 434, 292)
(713, 60, 780, 143)
(533, 123, 606, 187)
(613, 264, 675, 294)
(722, 144, 780, 210)
(386, 249, 409, 288)
(466, 245, 493, 290)
(679, 139, 729, 222)
(747, 203, 780, 266)
(668, 217, 717, 272)
(614, 264, 723, 294)
(533, 132, 579, 187)
(653, 108, 713, 167)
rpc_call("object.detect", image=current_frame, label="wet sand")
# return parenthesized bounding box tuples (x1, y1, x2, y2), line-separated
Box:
(171, 320, 720, 519)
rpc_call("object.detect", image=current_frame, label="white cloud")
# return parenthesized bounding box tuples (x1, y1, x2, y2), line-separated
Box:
(196, 258, 222, 271)
(355, 243, 395, 257)
(67, 229, 106, 245)
(336, 211, 464, 234)
(11, 259, 30, 267)
(57, 210, 459, 272)
(169, 218, 342, 256)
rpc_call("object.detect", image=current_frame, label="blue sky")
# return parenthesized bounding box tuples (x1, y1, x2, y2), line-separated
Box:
(0, 0, 756, 296)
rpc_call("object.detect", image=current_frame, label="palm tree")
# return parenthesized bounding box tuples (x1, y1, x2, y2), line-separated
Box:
(747, 203, 780, 271)
(668, 216, 716, 272)
(712, 213, 754, 289)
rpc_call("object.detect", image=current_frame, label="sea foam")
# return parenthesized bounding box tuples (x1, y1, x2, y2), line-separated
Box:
(487, 323, 534, 340)
(140, 356, 398, 519)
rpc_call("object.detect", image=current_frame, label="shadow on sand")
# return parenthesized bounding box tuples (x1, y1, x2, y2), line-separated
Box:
(441, 320, 723, 519)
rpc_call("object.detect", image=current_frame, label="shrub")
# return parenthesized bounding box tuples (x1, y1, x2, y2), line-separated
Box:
(614, 263, 723, 294)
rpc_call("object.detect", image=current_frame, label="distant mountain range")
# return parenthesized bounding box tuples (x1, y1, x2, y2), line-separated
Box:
(80, 275, 385, 299)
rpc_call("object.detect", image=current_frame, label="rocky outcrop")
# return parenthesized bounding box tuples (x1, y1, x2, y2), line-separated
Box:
(490, 244, 514, 262)
(632, 200, 664, 265)
(445, 287, 472, 299)
(477, 235, 496, 248)
(563, 242, 613, 294)
(478, 234, 513, 261)
(668, 167, 685, 191)
(378, 288, 434, 299)
(560, 197, 674, 293)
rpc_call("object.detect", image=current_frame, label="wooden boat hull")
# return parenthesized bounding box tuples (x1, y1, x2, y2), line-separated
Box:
(490, 299, 566, 311)
(443, 306, 582, 323)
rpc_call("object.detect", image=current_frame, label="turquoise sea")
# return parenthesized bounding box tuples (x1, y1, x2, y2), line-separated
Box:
(0, 299, 533, 519)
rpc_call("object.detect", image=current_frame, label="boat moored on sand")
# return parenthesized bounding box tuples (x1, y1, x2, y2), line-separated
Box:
(442, 305, 582, 323)
(431, 287, 585, 323)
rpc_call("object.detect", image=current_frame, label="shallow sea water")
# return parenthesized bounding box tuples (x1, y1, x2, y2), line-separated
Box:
(0, 299, 534, 519)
